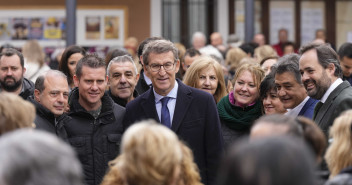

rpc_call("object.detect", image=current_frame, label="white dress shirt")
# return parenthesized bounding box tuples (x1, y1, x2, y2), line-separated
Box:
(153, 81, 178, 125)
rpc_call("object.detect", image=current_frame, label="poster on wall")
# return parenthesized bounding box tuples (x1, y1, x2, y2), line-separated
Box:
(85, 16, 100, 40)
(77, 8, 126, 46)
(0, 18, 11, 40)
(269, 1, 295, 45)
(104, 16, 119, 39)
(0, 9, 66, 47)
(43, 17, 63, 40)
(11, 18, 29, 40)
(29, 17, 44, 40)
(0, 7, 126, 47)
(301, 8, 323, 45)
(300, 2, 324, 45)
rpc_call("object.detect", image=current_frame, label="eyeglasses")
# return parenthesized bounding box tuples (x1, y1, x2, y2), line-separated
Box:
(148, 62, 175, 72)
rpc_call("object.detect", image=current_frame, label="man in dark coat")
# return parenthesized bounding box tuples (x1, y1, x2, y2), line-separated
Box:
(299, 43, 352, 138)
(123, 40, 223, 185)
(64, 54, 125, 185)
(30, 70, 70, 135)
(0, 48, 34, 100)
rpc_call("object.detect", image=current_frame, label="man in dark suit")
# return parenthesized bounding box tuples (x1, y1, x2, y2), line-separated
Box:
(299, 43, 352, 138)
(123, 40, 223, 185)
(274, 54, 318, 119)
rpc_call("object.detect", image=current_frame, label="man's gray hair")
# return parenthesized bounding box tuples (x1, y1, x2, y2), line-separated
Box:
(107, 55, 138, 76)
(35, 70, 67, 92)
(142, 40, 179, 66)
(0, 129, 84, 185)
(192, 31, 207, 43)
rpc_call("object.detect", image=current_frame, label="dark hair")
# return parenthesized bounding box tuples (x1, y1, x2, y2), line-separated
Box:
(137, 37, 164, 65)
(217, 136, 316, 185)
(105, 48, 131, 67)
(337, 42, 352, 59)
(59, 45, 86, 85)
(254, 114, 303, 138)
(259, 56, 279, 66)
(142, 40, 178, 66)
(0, 48, 24, 67)
(75, 54, 106, 79)
(299, 43, 342, 78)
(259, 72, 276, 100)
(283, 41, 295, 50)
(239, 42, 257, 57)
(275, 54, 301, 84)
(184, 48, 201, 59)
(0, 43, 15, 53)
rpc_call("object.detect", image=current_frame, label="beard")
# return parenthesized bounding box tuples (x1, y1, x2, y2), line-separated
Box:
(0, 76, 23, 92)
(304, 71, 331, 100)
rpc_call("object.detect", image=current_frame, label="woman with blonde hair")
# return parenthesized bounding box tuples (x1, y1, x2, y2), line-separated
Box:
(217, 63, 265, 147)
(225, 47, 247, 74)
(183, 56, 227, 103)
(22, 40, 50, 82)
(0, 92, 35, 135)
(325, 110, 352, 179)
(254, 45, 278, 63)
(101, 120, 202, 185)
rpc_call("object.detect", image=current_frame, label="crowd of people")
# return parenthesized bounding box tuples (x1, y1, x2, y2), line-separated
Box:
(1, 28, 352, 185)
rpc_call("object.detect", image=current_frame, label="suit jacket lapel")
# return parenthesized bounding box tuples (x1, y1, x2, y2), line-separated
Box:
(315, 81, 350, 124)
(141, 89, 160, 122)
(171, 81, 193, 132)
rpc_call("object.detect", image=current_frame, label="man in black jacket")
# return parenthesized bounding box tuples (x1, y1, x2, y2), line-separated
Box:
(30, 70, 70, 135)
(0, 48, 34, 100)
(64, 54, 125, 185)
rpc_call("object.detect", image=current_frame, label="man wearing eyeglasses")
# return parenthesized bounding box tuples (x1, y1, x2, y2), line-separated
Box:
(29, 70, 70, 135)
(123, 39, 223, 185)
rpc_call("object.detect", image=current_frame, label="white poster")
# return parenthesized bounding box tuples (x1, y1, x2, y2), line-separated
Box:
(270, 5, 295, 44)
(301, 8, 324, 45)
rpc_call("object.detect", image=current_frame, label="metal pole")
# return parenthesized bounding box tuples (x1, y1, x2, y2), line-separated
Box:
(66, 0, 76, 46)
(245, 0, 254, 42)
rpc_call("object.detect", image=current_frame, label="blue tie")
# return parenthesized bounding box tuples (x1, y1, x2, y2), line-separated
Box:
(160, 97, 171, 128)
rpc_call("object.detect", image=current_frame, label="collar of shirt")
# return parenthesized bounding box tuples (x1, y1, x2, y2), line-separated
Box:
(154, 80, 178, 103)
(143, 72, 152, 86)
(285, 96, 309, 117)
(153, 81, 178, 124)
(321, 78, 343, 103)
